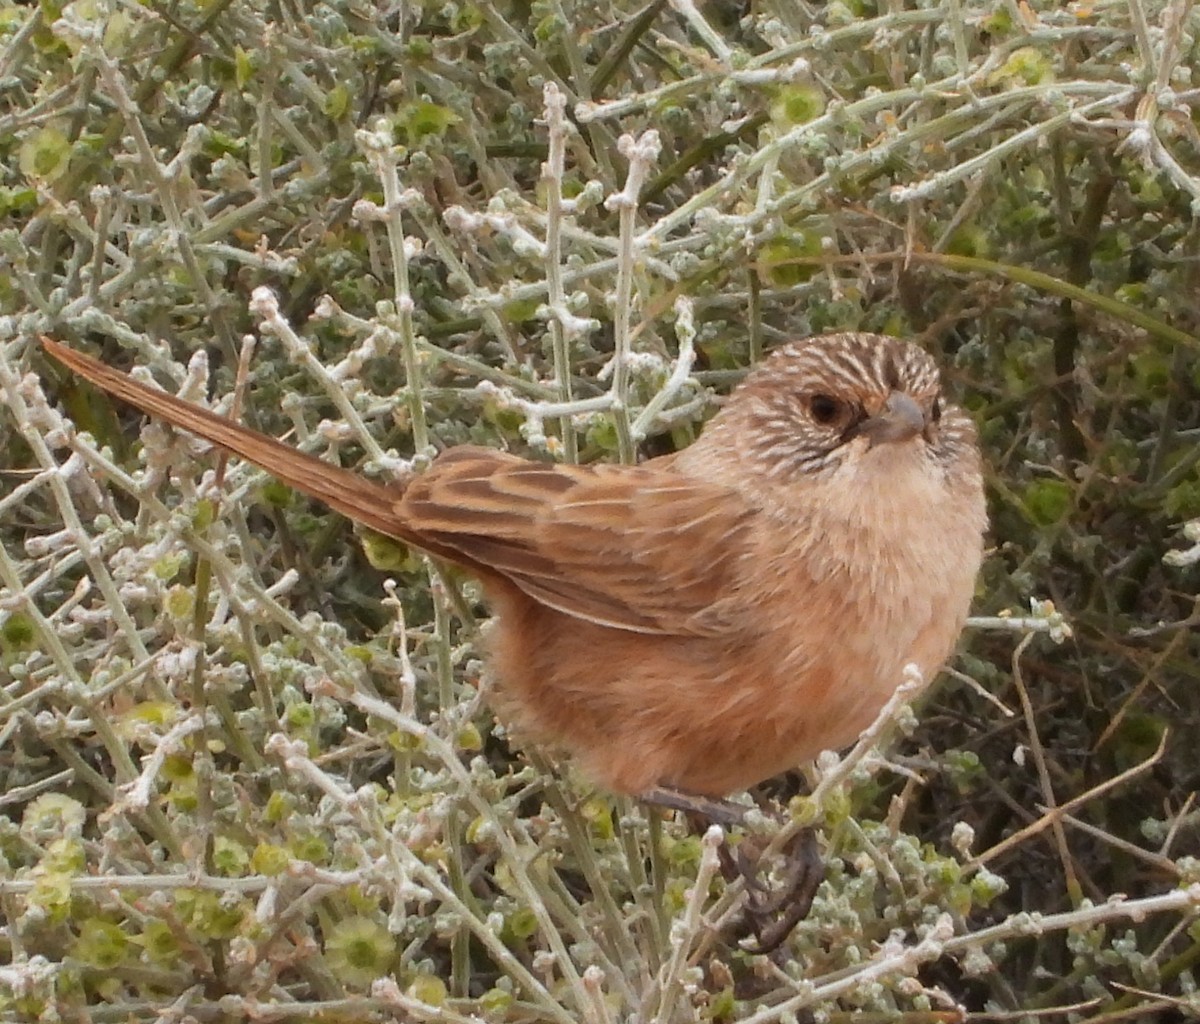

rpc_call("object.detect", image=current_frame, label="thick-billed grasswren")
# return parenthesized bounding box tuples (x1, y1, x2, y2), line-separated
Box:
(42, 333, 986, 802)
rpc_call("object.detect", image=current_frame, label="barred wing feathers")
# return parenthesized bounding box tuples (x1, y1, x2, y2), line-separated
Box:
(404, 448, 757, 635)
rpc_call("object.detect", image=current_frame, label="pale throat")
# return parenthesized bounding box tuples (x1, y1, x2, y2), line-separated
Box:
(793, 438, 971, 621)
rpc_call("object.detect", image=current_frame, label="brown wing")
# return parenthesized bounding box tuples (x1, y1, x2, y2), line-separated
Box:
(42, 338, 756, 636)
(402, 448, 757, 635)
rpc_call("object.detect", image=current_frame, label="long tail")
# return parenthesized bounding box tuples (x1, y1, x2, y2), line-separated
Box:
(40, 337, 414, 543)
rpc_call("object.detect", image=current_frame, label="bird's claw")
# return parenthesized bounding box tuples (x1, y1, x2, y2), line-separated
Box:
(639, 786, 824, 952)
(725, 826, 824, 954)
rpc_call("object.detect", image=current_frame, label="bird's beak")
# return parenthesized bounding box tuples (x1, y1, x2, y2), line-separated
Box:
(860, 392, 926, 448)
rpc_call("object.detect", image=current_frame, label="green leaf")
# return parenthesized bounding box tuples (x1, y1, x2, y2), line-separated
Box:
(234, 46, 255, 89)
(324, 917, 395, 987)
(324, 84, 351, 122)
(760, 232, 824, 286)
(1023, 479, 1073, 526)
(770, 85, 826, 127)
(18, 125, 71, 182)
(1, 612, 34, 649)
(989, 46, 1054, 87)
(400, 101, 461, 144)
(72, 919, 130, 970)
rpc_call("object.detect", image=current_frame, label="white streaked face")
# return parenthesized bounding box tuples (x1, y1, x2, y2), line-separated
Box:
(715, 333, 978, 485)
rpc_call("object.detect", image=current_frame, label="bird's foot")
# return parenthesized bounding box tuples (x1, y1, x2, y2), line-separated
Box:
(638, 786, 823, 953)
(725, 826, 823, 954)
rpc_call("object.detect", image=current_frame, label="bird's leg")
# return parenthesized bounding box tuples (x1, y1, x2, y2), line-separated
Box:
(638, 786, 824, 953)
(638, 786, 749, 828)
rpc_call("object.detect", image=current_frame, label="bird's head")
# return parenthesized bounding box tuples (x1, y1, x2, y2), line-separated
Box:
(697, 333, 980, 490)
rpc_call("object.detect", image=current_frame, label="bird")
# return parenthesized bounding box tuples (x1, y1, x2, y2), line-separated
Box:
(40, 333, 986, 806)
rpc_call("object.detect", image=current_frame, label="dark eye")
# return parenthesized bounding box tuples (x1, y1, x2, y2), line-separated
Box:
(931, 397, 942, 422)
(809, 394, 846, 426)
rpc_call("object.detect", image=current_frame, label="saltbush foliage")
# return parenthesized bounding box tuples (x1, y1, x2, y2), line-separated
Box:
(1, 0, 1199, 1021)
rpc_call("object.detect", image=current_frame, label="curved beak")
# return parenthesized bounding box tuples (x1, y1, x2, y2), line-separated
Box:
(859, 392, 926, 448)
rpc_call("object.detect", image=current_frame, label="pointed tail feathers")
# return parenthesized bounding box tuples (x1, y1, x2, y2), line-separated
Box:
(40, 337, 412, 543)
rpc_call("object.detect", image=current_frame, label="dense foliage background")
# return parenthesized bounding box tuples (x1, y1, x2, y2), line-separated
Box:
(1, 0, 1198, 1020)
